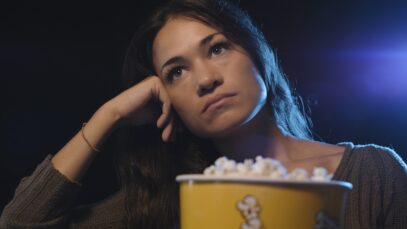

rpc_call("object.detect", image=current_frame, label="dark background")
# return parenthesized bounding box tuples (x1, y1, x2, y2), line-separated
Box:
(1, 0, 406, 210)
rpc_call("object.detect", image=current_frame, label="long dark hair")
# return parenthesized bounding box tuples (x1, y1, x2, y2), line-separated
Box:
(117, 0, 312, 228)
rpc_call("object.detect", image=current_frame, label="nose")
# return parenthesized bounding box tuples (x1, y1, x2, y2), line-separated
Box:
(196, 63, 223, 96)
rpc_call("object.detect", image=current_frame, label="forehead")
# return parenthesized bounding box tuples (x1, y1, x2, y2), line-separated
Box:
(152, 17, 219, 69)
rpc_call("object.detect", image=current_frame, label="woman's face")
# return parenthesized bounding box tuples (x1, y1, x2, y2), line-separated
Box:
(152, 17, 267, 138)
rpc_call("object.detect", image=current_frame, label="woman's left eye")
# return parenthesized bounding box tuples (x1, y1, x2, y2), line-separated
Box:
(209, 42, 230, 56)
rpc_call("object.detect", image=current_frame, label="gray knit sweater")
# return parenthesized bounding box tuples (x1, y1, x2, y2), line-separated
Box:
(1, 143, 406, 229)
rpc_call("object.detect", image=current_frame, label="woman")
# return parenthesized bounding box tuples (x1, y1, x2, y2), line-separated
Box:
(1, 0, 406, 228)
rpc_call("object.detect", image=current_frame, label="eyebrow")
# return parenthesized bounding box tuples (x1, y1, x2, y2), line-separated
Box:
(160, 32, 221, 73)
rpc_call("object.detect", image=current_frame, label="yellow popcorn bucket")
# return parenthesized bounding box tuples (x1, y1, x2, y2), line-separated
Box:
(176, 175, 352, 229)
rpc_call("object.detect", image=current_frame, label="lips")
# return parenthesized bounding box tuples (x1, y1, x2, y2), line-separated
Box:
(202, 93, 237, 113)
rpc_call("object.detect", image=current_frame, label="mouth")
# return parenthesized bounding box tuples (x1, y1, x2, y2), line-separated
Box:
(202, 93, 237, 113)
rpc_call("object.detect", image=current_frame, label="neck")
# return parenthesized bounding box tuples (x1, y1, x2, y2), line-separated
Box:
(212, 108, 293, 162)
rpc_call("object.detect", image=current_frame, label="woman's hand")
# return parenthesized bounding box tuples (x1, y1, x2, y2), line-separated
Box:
(104, 75, 174, 142)
(51, 75, 174, 182)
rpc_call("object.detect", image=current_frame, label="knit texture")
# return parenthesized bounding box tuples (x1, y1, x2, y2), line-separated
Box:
(1, 143, 406, 228)
(334, 143, 407, 229)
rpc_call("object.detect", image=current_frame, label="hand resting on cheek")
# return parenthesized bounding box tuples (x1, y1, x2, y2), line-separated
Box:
(106, 75, 174, 142)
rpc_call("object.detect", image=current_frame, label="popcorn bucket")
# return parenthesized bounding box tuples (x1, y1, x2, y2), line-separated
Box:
(176, 175, 352, 229)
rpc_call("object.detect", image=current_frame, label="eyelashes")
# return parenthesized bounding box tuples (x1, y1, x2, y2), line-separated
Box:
(164, 41, 231, 82)
(209, 41, 230, 57)
(166, 66, 185, 81)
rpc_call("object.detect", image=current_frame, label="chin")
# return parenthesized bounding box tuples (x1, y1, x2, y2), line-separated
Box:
(191, 113, 250, 139)
(184, 102, 268, 139)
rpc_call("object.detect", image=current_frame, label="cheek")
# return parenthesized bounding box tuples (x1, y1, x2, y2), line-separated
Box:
(168, 90, 199, 122)
(234, 57, 267, 99)
(235, 58, 268, 119)
(170, 96, 209, 136)
(251, 74, 268, 110)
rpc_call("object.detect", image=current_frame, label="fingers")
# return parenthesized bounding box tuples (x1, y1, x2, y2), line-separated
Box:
(161, 114, 174, 142)
(157, 107, 173, 140)
(155, 80, 172, 129)
(150, 76, 175, 142)
(156, 101, 171, 128)
(124, 75, 175, 142)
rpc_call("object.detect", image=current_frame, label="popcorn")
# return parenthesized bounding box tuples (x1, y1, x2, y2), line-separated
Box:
(223, 160, 237, 173)
(287, 168, 309, 181)
(236, 160, 252, 176)
(311, 167, 333, 181)
(203, 165, 216, 175)
(269, 165, 288, 180)
(211, 157, 238, 175)
(203, 156, 333, 181)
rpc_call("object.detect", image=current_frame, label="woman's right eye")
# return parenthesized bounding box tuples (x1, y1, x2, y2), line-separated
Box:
(166, 66, 184, 81)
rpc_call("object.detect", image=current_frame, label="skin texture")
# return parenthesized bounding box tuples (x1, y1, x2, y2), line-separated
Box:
(51, 16, 345, 183)
(152, 17, 345, 173)
(152, 17, 268, 138)
(51, 76, 174, 182)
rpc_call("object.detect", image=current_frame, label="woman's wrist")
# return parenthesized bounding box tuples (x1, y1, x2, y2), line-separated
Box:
(81, 103, 123, 150)
(50, 103, 122, 182)
(94, 101, 124, 130)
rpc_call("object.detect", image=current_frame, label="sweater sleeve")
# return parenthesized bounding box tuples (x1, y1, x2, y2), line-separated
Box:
(0, 155, 127, 229)
(336, 144, 407, 229)
(375, 146, 407, 228)
(0, 155, 81, 228)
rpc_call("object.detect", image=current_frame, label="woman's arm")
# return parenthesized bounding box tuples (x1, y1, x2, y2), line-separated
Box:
(0, 76, 173, 228)
(50, 103, 119, 183)
(52, 76, 173, 183)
